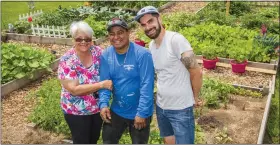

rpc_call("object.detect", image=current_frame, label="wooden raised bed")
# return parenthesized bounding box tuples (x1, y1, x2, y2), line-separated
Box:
(5, 33, 107, 46)
(196, 55, 279, 72)
(197, 75, 275, 144)
(1, 58, 60, 98)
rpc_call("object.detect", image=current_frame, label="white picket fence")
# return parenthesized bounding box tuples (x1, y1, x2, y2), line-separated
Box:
(19, 9, 43, 21)
(31, 24, 68, 38)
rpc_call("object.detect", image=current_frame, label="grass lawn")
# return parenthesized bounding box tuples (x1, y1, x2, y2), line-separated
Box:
(1, 1, 84, 29)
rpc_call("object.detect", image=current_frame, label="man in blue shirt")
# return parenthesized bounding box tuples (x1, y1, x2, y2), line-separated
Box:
(98, 18, 155, 144)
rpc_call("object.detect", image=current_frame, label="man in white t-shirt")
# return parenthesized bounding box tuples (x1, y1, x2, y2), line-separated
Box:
(135, 6, 203, 144)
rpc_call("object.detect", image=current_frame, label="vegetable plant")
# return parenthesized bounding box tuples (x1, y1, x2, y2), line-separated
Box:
(1, 43, 55, 84)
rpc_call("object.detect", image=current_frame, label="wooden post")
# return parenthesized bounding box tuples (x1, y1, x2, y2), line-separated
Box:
(47, 25, 50, 37)
(31, 24, 35, 35)
(226, 0, 230, 16)
(57, 26, 61, 38)
(52, 26, 55, 37)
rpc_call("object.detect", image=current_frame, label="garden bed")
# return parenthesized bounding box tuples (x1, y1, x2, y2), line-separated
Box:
(1, 58, 59, 98)
(6, 40, 71, 57)
(202, 66, 272, 88)
(2, 1, 277, 144)
(1, 42, 59, 97)
(195, 74, 275, 144)
(198, 94, 267, 144)
(196, 55, 279, 70)
(1, 73, 66, 144)
(5, 33, 107, 46)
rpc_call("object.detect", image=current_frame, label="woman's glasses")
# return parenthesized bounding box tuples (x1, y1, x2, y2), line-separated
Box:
(75, 38, 92, 43)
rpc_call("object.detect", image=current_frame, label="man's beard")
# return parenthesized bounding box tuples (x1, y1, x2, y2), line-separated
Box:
(145, 20, 162, 39)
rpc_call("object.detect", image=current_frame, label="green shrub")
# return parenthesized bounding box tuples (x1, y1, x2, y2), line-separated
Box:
(259, 7, 279, 19)
(13, 21, 32, 34)
(227, 40, 251, 63)
(195, 123, 206, 144)
(135, 30, 151, 45)
(179, 23, 279, 63)
(148, 130, 163, 144)
(162, 12, 200, 31)
(198, 1, 252, 17)
(200, 78, 263, 108)
(1, 43, 55, 84)
(240, 13, 270, 30)
(197, 10, 237, 27)
(92, 1, 167, 9)
(84, 16, 107, 38)
(229, 2, 252, 16)
(200, 41, 219, 60)
(250, 35, 279, 63)
(28, 78, 71, 137)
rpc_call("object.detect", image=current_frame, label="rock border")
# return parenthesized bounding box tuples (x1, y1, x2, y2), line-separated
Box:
(5, 33, 107, 46)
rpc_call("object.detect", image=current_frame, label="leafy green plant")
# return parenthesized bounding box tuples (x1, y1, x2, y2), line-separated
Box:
(240, 13, 270, 30)
(195, 123, 206, 144)
(201, 88, 220, 109)
(34, 11, 71, 26)
(200, 41, 219, 60)
(162, 12, 200, 31)
(84, 16, 107, 38)
(229, 1, 252, 16)
(1, 43, 55, 84)
(259, 7, 279, 19)
(233, 87, 263, 98)
(13, 20, 32, 34)
(135, 30, 151, 45)
(197, 10, 237, 27)
(197, 2, 278, 35)
(32, 6, 134, 36)
(91, 7, 133, 23)
(214, 127, 233, 144)
(149, 130, 163, 144)
(92, 1, 167, 9)
(179, 23, 260, 61)
(200, 78, 263, 108)
(267, 21, 280, 35)
(248, 35, 278, 63)
(198, 1, 252, 17)
(28, 78, 71, 137)
(227, 40, 251, 63)
(119, 129, 132, 144)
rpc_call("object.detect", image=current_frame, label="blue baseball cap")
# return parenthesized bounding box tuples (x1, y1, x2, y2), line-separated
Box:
(135, 6, 159, 22)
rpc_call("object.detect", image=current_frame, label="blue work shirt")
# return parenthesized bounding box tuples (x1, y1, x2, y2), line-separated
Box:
(98, 42, 155, 119)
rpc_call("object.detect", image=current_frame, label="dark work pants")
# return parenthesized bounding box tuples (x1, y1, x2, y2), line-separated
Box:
(64, 113, 103, 144)
(102, 110, 151, 144)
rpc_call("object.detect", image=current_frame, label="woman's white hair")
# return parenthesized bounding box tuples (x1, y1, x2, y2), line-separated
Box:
(70, 21, 93, 38)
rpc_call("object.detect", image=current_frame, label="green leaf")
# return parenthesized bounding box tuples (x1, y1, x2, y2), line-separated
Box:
(28, 61, 40, 68)
(15, 72, 26, 79)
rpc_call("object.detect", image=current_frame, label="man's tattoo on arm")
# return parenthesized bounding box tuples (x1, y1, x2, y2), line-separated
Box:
(180, 52, 199, 69)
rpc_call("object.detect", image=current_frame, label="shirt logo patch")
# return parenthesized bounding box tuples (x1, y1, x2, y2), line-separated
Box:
(124, 65, 134, 71)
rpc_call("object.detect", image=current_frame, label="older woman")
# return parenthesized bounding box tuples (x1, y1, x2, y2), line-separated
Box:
(57, 21, 112, 144)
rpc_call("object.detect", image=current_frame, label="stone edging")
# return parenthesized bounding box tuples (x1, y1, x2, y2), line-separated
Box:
(5, 33, 107, 46)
